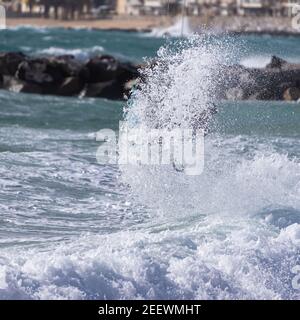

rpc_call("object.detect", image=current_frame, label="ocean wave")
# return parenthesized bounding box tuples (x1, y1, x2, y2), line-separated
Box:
(3, 25, 50, 33)
(3, 25, 94, 33)
(36, 46, 104, 61)
(0, 209, 299, 299)
(1, 28, 300, 300)
(0, 125, 299, 299)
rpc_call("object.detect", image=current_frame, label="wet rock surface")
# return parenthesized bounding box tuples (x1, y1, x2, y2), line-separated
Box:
(0, 52, 138, 100)
(0, 52, 300, 102)
(216, 56, 300, 102)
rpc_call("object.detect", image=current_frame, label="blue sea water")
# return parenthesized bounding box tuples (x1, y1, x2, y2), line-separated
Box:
(0, 27, 299, 299)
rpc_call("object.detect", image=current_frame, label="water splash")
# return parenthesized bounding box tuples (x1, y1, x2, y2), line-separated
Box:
(125, 36, 232, 130)
(121, 35, 235, 216)
(150, 17, 193, 38)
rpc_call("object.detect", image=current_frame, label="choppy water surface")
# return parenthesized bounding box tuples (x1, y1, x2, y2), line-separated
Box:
(0, 28, 299, 299)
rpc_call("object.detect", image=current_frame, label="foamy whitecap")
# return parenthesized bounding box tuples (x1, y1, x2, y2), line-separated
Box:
(37, 46, 104, 61)
(5, 25, 50, 33)
(240, 55, 300, 69)
(240, 55, 272, 68)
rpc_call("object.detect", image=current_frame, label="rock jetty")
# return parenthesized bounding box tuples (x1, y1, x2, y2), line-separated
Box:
(0, 52, 139, 100)
(0, 52, 300, 102)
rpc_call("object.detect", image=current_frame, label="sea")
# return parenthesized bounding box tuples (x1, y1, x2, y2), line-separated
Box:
(0, 25, 300, 299)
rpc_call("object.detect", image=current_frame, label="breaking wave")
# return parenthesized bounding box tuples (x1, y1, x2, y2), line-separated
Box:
(0, 31, 299, 300)
(37, 46, 104, 61)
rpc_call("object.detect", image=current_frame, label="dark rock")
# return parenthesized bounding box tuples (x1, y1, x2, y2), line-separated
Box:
(16, 57, 79, 85)
(20, 82, 43, 94)
(227, 67, 300, 101)
(3, 76, 42, 94)
(78, 66, 90, 83)
(213, 65, 252, 99)
(56, 54, 76, 61)
(2, 51, 299, 102)
(0, 52, 27, 76)
(266, 56, 300, 72)
(48, 55, 83, 78)
(124, 79, 138, 97)
(281, 62, 300, 72)
(57, 77, 84, 96)
(0, 51, 140, 100)
(116, 62, 139, 83)
(249, 88, 278, 100)
(83, 80, 124, 100)
(85, 55, 121, 83)
(266, 56, 287, 69)
(16, 59, 53, 84)
(283, 87, 300, 101)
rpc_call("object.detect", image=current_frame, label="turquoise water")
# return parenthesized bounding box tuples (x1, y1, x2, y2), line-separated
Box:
(2, 27, 300, 64)
(0, 28, 299, 299)
(0, 27, 164, 62)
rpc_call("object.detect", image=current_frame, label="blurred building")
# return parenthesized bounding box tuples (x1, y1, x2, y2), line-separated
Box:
(2, 1, 93, 18)
(2, 0, 298, 17)
(115, 0, 294, 17)
(237, 0, 272, 16)
(115, 0, 172, 15)
(116, 0, 127, 14)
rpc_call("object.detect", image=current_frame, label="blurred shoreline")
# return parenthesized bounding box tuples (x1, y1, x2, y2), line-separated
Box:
(5, 15, 300, 36)
(6, 16, 170, 32)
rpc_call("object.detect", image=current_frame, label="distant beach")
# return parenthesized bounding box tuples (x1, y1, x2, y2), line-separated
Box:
(6, 16, 172, 32)
(6, 15, 300, 36)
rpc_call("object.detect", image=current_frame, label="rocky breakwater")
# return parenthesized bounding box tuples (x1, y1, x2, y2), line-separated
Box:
(217, 56, 300, 102)
(0, 52, 139, 100)
(0, 52, 300, 103)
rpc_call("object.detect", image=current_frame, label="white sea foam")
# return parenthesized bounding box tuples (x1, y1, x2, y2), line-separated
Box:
(125, 36, 230, 130)
(0, 33, 299, 300)
(5, 25, 50, 33)
(149, 17, 193, 38)
(37, 46, 104, 61)
(240, 55, 272, 68)
(240, 55, 300, 68)
(0, 195, 299, 300)
(121, 35, 233, 215)
(4, 25, 93, 32)
(0, 115, 299, 299)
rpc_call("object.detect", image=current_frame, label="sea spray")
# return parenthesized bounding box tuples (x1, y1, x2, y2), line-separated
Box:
(124, 36, 232, 130)
(120, 35, 235, 216)
(0, 29, 299, 300)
